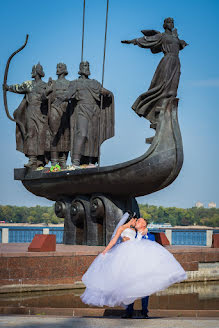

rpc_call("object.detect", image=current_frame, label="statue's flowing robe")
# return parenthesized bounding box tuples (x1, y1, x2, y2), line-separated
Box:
(11, 80, 48, 155)
(67, 78, 114, 159)
(47, 79, 71, 152)
(132, 31, 187, 118)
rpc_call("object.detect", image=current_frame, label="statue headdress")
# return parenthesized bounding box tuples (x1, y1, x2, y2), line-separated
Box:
(33, 62, 45, 77)
(163, 17, 174, 29)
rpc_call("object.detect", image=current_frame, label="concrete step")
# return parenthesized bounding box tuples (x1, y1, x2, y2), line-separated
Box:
(0, 307, 219, 317)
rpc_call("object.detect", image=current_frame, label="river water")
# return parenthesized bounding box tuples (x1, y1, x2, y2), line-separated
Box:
(0, 281, 218, 310)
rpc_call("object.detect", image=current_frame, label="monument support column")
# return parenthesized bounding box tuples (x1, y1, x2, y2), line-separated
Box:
(55, 194, 140, 246)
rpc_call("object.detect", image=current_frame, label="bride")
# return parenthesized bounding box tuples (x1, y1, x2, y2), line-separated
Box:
(81, 212, 187, 308)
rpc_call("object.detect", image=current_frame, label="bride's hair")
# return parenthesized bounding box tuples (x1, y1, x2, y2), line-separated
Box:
(125, 211, 138, 223)
(124, 211, 138, 230)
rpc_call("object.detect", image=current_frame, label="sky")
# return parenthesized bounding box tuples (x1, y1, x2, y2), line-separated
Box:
(0, 0, 218, 209)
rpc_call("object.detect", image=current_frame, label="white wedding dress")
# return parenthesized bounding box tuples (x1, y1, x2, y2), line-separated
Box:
(81, 227, 187, 307)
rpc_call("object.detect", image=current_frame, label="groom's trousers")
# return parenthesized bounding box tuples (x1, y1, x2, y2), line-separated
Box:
(126, 296, 149, 315)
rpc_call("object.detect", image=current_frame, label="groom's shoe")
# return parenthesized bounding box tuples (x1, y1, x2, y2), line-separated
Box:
(141, 311, 149, 319)
(121, 312, 133, 319)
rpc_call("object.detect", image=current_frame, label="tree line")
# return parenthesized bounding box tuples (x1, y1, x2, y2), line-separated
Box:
(139, 204, 219, 227)
(0, 204, 218, 227)
(0, 205, 61, 224)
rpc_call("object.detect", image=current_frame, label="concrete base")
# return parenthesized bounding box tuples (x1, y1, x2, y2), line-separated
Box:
(0, 244, 219, 292)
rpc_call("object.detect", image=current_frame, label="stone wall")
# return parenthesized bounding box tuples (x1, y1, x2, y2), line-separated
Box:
(0, 244, 219, 292)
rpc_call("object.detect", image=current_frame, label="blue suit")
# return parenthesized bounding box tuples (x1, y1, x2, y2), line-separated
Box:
(126, 231, 155, 316)
(141, 232, 155, 241)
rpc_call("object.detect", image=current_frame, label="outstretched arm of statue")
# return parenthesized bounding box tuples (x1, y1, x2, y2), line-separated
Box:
(121, 39, 137, 45)
(4, 81, 30, 94)
(179, 39, 188, 50)
(122, 32, 162, 52)
(102, 218, 137, 255)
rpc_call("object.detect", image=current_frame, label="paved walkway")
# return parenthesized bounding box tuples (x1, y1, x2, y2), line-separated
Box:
(0, 316, 219, 328)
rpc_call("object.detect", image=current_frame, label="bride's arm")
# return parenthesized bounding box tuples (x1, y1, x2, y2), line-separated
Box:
(122, 236, 130, 242)
(102, 218, 136, 255)
(102, 226, 124, 255)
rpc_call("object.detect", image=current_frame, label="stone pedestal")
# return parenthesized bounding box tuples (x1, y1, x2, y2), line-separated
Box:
(212, 234, 219, 248)
(55, 194, 140, 245)
(28, 234, 56, 252)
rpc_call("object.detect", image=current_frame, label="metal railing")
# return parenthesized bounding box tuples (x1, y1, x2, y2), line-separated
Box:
(0, 226, 217, 245)
(171, 229, 206, 246)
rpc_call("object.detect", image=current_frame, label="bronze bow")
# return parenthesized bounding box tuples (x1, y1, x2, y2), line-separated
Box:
(3, 34, 29, 122)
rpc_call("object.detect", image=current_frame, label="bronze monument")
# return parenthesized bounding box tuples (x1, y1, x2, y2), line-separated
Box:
(3, 16, 187, 245)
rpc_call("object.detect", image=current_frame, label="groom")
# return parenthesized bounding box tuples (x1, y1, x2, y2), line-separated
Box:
(122, 218, 155, 319)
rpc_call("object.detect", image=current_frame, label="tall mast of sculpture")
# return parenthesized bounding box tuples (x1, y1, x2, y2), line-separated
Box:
(81, 0, 86, 62)
(101, 0, 109, 94)
(99, 0, 110, 165)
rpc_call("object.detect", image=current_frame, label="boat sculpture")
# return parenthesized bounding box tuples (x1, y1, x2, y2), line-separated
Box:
(14, 97, 183, 245)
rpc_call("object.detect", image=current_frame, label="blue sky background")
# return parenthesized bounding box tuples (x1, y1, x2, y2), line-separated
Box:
(0, 0, 218, 208)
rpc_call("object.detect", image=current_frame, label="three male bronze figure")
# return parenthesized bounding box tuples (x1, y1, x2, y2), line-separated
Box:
(4, 61, 114, 169)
